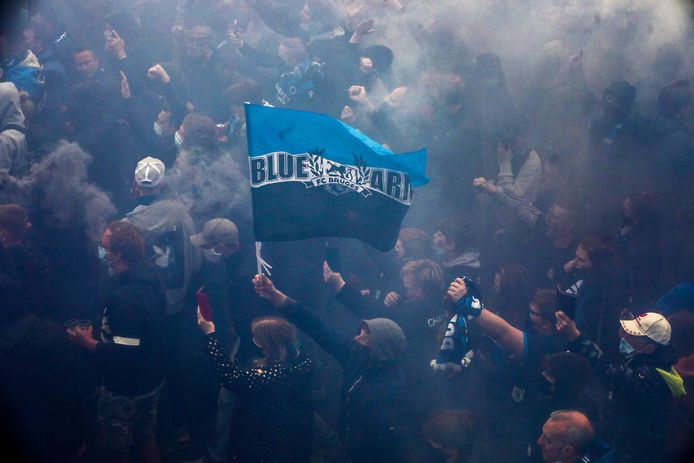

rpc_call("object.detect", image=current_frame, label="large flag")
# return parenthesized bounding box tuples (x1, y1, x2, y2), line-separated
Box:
(245, 104, 428, 251)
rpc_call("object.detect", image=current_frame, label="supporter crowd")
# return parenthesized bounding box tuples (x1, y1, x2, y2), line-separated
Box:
(1, 1, 694, 463)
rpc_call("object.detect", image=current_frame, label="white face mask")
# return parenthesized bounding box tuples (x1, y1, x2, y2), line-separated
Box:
(204, 246, 224, 263)
(174, 130, 184, 150)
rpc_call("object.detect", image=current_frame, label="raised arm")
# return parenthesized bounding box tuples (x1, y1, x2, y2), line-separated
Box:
(447, 278, 525, 358)
(253, 274, 354, 365)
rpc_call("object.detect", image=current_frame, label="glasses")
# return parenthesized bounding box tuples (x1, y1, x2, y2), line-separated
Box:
(64, 319, 92, 330)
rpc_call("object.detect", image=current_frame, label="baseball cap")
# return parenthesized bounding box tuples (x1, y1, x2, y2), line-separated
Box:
(190, 218, 239, 246)
(620, 312, 671, 346)
(134, 157, 165, 188)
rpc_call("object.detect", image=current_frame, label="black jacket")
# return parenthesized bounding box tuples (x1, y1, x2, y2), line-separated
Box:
(569, 334, 680, 463)
(205, 333, 313, 462)
(95, 265, 166, 395)
(283, 300, 412, 463)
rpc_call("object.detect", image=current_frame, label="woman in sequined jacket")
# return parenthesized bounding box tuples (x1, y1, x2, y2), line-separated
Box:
(198, 312, 313, 463)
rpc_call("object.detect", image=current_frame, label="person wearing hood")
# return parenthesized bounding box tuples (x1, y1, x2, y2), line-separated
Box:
(253, 273, 414, 463)
(67, 221, 166, 463)
(555, 310, 684, 463)
(433, 218, 482, 285)
(535, 410, 615, 463)
(0, 81, 29, 176)
(124, 156, 200, 315)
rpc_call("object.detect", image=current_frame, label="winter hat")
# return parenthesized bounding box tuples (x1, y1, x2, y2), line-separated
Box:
(620, 312, 671, 345)
(134, 157, 165, 188)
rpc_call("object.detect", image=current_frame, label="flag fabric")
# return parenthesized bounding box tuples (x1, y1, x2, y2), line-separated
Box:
(245, 104, 428, 251)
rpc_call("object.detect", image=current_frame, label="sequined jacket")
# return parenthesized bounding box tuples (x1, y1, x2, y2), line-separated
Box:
(205, 332, 313, 462)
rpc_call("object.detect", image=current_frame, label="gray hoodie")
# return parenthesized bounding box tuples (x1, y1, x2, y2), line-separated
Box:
(362, 318, 406, 365)
(124, 199, 201, 314)
(0, 82, 28, 175)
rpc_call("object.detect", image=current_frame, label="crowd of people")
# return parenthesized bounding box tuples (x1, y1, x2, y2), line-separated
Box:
(1, 0, 694, 462)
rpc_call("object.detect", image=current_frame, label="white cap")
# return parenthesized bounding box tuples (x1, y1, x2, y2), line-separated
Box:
(620, 312, 671, 346)
(134, 157, 165, 188)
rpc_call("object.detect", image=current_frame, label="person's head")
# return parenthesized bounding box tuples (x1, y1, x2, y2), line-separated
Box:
(537, 410, 594, 463)
(66, 80, 107, 131)
(361, 45, 394, 76)
(0, 204, 30, 248)
(183, 25, 214, 61)
(542, 352, 592, 394)
(73, 48, 100, 79)
(23, 19, 52, 54)
(355, 318, 406, 368)
(574, 236, 617, 277)
(529, 289, 558, 336)
(601, 80, 636, 122)
(299, 0, 338, 31)
(101, 221, 145, 274)
(400, 259, 444, 302)
(251, 316, 299, 366)
(622, 191, 658, 227)
(657, 80, 691, 120)
(190, 218, 240, 263)
(278, 37, 307, 66)
(619, 312, 671, 357)
(433, 218, 471, 257)
(224, 79, 261, 115)
(133, 157, 165, 197)
(545, 197, 578, 241)
(178, 113, 219, 153)
(395, 227, 432, 261)
(423, 410, 476, 460)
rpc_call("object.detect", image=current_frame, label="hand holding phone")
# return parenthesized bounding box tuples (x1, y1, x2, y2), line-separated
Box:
(196, 287, 213, 321)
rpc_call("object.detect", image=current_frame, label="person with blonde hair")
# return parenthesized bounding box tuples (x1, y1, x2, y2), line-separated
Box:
(198, 312, 313, 462)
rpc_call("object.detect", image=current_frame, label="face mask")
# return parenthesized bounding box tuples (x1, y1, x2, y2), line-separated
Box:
(204, 247, 224, 263)
(619, 338, 636, 357)
(98, 245, 107, 262)
(433, 246, 446, 257)
(174, 130, 184, 150)
(572, 267, 588, 279)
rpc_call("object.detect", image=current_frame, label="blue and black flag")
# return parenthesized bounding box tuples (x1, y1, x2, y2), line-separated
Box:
(245, 104, 428, 251)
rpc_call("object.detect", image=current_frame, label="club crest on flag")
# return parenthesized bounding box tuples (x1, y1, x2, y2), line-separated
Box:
(249, 150, 415, 205)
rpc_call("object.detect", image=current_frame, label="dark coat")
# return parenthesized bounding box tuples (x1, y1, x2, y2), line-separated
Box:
(205, 333, 313, 463)
(283, 300, 412, 463)
(95, 265, 166, 395)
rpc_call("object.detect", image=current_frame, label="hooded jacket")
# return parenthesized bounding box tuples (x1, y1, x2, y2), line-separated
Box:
(283, 301, 412, 463)
(0, 82, 28, 175)
(95, 265, 166, 395)
(124, 199, 200, 314)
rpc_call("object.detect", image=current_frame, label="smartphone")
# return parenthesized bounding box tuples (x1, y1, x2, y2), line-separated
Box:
(196, 287, 213, 321)
(556, 284, 577, 320)
(325, 243, 342, 273)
